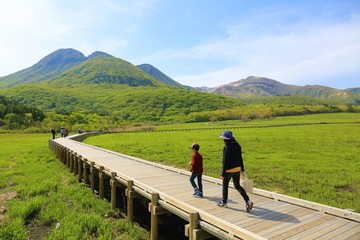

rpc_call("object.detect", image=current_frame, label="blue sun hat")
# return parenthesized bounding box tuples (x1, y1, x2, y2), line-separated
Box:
(220, 130, 235, 140)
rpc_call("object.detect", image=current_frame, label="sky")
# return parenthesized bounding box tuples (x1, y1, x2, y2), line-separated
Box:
(0, 0, 359, 89)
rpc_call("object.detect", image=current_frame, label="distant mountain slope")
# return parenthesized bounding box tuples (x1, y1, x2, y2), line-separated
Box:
(47, 57, 164, 87)
(345, 88, 360, 94)
(137, 64, 186, 88)
(0, 48, 86, 88)
(211, 76, 358, 102)
(214, 76, 299, 97)
(0, 48, 115, 88)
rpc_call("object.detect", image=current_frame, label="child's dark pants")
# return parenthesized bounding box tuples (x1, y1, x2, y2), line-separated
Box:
(190, 172, 203, 193)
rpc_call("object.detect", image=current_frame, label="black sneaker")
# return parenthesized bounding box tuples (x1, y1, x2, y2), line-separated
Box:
(194, 192, 203, 198)
(246, 200, 253, 212)
(217, 200, 228, 207)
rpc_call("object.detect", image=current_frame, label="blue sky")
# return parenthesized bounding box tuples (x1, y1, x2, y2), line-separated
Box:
(0, 0, 359, 88)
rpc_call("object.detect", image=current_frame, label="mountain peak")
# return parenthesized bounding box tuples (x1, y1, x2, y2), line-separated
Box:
(87, 51, 113, 59)
(35, 48, 86, 71)
(0, 48, 87, 88)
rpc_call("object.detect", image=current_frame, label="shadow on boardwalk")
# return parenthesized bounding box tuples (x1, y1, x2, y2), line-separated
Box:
(202, 195, 300, 223)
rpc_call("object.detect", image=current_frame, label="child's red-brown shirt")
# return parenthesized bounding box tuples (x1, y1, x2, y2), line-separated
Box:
(190, 152, 203, 174)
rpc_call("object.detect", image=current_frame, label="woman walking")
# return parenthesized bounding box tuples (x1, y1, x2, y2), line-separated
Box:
(217, 130, 253, 212)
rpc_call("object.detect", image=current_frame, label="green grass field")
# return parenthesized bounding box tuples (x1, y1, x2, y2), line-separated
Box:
(0, 134, 148, 239)
(84, 113, 360, 212)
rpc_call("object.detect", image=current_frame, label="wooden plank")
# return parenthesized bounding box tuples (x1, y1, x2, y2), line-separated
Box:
(234, 203, 305, 227)
(254, 188, 360, 222)
(238, 206, 304, 228)
(301, 218, 350, 240)
(245, 207, 313, 232)
(256, 211, 322, 237)
(325, 222, 360, 240)
(224, 200, 287, 223)
(270, 215, 334, 239)
(347, 231, 360, 240)
(316, 222, 360, 240)
(286, 217, 349, 240)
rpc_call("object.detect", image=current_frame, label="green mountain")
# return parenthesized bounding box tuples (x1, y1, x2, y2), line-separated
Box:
(137, 64, 186, 89)
(212, 76, 358, 103)
(47, 57, 164, 87)
(0, 48, 87, 88)
(0, 53, 243, 122)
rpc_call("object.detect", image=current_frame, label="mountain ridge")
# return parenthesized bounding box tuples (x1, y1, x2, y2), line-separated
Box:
(136, 64, 186, 89)
(197, 76, 359, 102)
(46, 57, 164, 88)
(0, 48, 358, 103)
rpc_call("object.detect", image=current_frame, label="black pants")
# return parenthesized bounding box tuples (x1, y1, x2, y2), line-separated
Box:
(52, 133, 55, 139)
(222, 171, 249, 204)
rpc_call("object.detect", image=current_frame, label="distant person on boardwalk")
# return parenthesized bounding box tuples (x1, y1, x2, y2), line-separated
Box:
(189, 143, 203, 198)
(64, 128, 69, 138)
(217, 130, 253, 212)
(50, 128, 56, 139)
(60, 126, 64, 138)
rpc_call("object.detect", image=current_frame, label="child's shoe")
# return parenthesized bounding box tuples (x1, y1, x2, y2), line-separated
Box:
(194, 192, 203, 198)
(192, 188, 199, 196)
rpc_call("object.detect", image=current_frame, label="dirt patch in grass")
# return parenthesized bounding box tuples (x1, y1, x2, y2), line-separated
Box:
(0, 191, 17, 224)
(335, 184, 357, 193)
(27, 221, 53, 240)
(0, 191, 17, 202)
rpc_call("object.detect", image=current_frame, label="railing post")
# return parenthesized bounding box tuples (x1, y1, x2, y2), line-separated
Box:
(66, 149, 70, 168)
(99, 166, 105, 199)
(189, 212, 199, 240)
(69, 151, 74, 172)
(83, 158, 89, 185)
(111, 172, 120, 210)
(78, 155, 83, 181)
(126, 180, 134, 222)
(60, 146, 64, 163)
(90, 162, 95, 193)
(56, 144, 59, 158)
(74, 153, 78, 175)
(62, 147, 66, 163)
(150, 193, 159, 240)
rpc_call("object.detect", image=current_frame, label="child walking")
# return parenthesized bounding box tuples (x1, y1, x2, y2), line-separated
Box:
(189, 143, 203, 198)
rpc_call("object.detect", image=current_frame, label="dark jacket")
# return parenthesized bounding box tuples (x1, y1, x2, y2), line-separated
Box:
(221, 140, 244, 177)
(190, 152, 203, 174)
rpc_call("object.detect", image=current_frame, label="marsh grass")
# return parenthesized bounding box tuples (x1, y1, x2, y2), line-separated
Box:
(84, 113, 360, 212)
(0, 134, 148, 239)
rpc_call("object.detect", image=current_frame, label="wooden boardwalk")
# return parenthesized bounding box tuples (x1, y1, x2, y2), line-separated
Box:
(49, 134, 360, 240)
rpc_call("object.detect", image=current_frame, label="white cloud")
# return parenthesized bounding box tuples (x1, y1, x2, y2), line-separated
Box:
(153, 13, 360, 88)
(0, 0, 158, 76)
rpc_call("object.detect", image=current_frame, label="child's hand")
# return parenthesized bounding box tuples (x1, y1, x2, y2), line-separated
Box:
(189, 161, 192, 165)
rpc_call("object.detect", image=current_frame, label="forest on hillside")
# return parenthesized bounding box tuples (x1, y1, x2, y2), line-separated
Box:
(1, 93, 359, 133)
